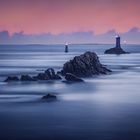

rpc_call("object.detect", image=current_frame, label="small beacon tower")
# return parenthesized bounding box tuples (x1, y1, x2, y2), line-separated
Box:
(65, 43, 69, 53)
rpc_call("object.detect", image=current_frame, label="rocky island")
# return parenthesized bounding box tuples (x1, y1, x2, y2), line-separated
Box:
(4, 51, 111, 82)
(104, 36, 129, 54)
(61, 51, 111, 77)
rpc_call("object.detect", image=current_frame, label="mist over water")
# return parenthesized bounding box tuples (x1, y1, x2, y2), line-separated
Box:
(0, 44, 140, 140)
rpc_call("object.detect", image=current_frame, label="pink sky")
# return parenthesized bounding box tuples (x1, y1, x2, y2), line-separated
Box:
(0, 0, 140, 35)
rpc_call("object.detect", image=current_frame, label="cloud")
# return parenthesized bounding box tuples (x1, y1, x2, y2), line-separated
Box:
(121, 27, 140, 44)
(0, 28, 140, 44)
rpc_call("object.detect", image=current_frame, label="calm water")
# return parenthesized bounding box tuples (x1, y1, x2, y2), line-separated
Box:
(0, 44, 140, 140)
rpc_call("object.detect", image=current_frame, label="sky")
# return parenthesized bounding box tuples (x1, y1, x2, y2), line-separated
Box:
(0, 0, 140, 44)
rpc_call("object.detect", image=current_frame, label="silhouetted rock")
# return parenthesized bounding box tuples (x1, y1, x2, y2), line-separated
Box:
(4, 68, 62, 82)
(105, 36, 129, 54)
(55, 74, 62, 80)
(45, 68, 55, 78)
(61, 51, 111, 77)
(4, 76, 19, 82)
(104, 47, 128, 54)
(65, 73, 84, 82)
(20, 75, 36, 81)
(35, 73, 49, 80)
(42, 94, 57, 101)
(34, 68, 61, 80)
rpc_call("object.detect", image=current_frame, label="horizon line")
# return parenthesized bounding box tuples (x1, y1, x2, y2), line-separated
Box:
(0, 43, 140, 46)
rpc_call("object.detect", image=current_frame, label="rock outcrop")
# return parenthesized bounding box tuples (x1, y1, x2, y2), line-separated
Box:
(61, 51, 111, 77)
(4, 68, 62, 82)
(34, 68, 61, 80)
(45, 68, 62, 80)
(4, 52, 111, 82)
(34, 73, 49, 80)
(65, 73, 84, 82)
(20, 75, 36, 81)
(104, 47, 128, 54)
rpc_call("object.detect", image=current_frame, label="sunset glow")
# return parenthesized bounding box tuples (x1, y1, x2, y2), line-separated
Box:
(0, 0, 140, 35)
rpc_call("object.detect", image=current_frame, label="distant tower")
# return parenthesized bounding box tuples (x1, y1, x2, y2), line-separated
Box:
(115, 35, 121, 48)
(65, 43, 69, 53)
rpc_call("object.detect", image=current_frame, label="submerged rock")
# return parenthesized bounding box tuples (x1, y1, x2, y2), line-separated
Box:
(65, 73, 84, 82)
(42, 94, 57, 101)
(4, 76, 19, 82)
(61, 51, 111, 77)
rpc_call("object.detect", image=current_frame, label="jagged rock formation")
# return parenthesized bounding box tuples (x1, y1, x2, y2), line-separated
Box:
(20, 75, 36, 81)
(61, 51, 111, 77)
(34, 68, 62, 80)
(4, 52, 112, 82)
(4, 68, 62, 82)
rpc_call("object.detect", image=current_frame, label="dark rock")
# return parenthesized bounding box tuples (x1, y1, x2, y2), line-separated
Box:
(104, 47, 128, 54)
(4, 76, 19, 82)
(61, 51, 111, 77)
(57, 71, 62, 75)
(42, 94, 57, 101)
(4, 68, 62, 82)
(33, 68, 62, 81)
(65, 73, 84, 82)
(20, 75, 36, 81)
(55, 74, 62, 80)
(45, 68, 55, 79)
(35, 73, 49, 80)
(45, 68, 62, 80)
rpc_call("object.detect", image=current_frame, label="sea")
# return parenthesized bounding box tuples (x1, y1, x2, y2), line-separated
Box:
(0, 44, 140, 140)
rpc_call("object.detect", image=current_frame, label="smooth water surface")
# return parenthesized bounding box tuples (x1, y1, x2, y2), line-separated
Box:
(0, 44, 140, 140)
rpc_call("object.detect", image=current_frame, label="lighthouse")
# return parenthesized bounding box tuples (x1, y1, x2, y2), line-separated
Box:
(115, 35, 121, 48)
(104, 35, 128, 54)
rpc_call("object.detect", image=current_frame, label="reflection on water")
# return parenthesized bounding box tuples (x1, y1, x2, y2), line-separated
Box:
(0, 44, 140, 140)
